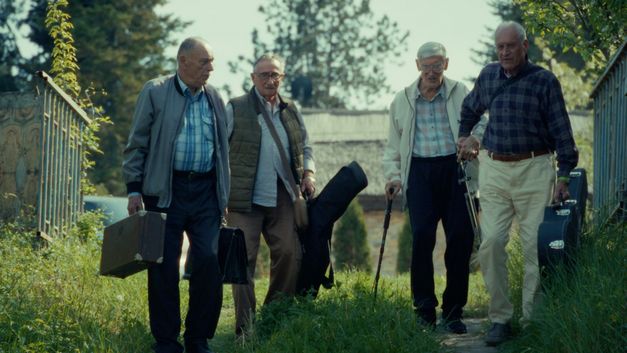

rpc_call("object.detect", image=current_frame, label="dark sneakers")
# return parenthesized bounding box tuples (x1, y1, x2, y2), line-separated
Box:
(485, 322, 511, 346)
(184, 339, 214, 353)
(442, 319, 467, 334)
(415, 311, 436, 330)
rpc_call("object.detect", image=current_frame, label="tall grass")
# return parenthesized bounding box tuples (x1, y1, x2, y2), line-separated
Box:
(502, 223, 626, 353)
(232, 272, 442, 353)
(0, 218, 154, 352)
(0, 214, 445, 353)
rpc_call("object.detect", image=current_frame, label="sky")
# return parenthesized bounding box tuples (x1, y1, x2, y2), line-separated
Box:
(155, 0, 502, 109)
(18, 0, 502, 110)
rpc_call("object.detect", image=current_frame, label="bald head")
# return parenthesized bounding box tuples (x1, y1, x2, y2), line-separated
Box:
(176, 37, 214, 92)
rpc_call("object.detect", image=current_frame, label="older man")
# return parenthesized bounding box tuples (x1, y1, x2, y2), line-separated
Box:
(123, 37, 229, 353)
(383, 42, 486, 334)
(458, 21, 578, 346)
(226, 53, 315, 335)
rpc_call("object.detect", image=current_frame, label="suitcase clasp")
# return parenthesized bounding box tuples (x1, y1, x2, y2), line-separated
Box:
(556, 209, 571, 216)
(549, 240, 565, 249)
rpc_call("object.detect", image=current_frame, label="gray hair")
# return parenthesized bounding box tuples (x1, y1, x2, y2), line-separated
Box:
(253, 53, 285, 73)
(494, 21, 527, 43)
(177, 37, 209, 57)
(416, 42, 447, 60)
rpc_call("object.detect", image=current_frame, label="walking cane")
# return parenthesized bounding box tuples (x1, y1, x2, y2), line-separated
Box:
(373, 188, 394, 299)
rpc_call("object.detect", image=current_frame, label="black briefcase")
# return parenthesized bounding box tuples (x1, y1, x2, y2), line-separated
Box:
(537, 168, 588, 277)
(100, 211, 166, 278)
(537, 203, 580, 275)
(218, 227, 249, 284)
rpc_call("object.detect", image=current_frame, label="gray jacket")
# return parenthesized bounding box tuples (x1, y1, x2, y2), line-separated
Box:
(122, 74, 230, 212)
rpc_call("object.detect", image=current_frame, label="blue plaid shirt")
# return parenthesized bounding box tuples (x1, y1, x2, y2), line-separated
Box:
(173, 77, 215, 172)
(413, 84, 457, 157)
(460, 61, 578, 176)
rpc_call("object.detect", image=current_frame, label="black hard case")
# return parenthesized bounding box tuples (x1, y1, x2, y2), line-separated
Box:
(100, 210, 166, 278)
(537, 168, 588, 274)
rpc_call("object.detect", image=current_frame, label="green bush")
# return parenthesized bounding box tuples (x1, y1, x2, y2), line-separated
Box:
(236, 271, 443, 353)
(396, 211, 412, 274)
(333, 201, 371, 272)
(503, 223, 626, 353)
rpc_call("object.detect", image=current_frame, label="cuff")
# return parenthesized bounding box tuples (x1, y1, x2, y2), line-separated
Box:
(126, 181, 142, 194)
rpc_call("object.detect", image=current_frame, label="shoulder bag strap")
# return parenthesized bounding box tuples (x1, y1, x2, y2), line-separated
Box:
(254, 96, 302, 198)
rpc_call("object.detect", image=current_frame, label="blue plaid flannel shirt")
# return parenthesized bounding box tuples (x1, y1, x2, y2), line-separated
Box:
(173, 79, 215, 172)
(459, 61, 578, 177)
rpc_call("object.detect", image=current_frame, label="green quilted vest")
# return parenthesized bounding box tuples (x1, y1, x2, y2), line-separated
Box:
(228, 89, 305, 212)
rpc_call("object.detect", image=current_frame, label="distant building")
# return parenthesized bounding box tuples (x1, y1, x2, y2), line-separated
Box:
(303, 108, 593, 212)
(302, 109, 390, 210)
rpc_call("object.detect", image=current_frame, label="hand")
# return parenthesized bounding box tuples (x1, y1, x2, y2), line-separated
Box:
(553, 180, 570, 203)
(301, 174, 316, 197)
(127, 194, 144, 215)
(457, 136, 480, 161)
(385, 181, 401, 201)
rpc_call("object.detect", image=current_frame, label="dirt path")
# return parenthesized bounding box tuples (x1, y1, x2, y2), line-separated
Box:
(440, 318, 498, 353)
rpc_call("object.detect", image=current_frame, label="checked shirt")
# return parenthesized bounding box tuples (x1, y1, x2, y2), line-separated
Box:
(173, 78, 215, 173)
(459, 61, 578, 176)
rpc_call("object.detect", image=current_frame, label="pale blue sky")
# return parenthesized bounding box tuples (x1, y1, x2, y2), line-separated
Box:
(18, 0, 502, 109)
(157, 0, 501, 109)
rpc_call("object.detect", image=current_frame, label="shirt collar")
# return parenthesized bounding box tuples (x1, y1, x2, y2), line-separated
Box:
(415, 79, 447, 101)
(177, 75, 204, 99)
(253, 87, 281, 112)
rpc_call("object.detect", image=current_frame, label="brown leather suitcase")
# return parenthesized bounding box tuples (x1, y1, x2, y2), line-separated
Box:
(100, 210, 166, 278)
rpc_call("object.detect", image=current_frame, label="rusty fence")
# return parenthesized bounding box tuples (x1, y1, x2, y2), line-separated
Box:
(590, 40, 627, 222)
(0, 71, 91, 239)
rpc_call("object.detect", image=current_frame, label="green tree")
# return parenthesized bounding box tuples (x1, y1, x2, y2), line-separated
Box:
(24, 0, 187, 194)
(232, 0, 408, 109)
(43, 0, 109, 196)
(333, 200, 370, 272)
(0, 0, 30, 91)
(396, 211, 412, 274)
(471, 0, 543, 66)
(515, 0, 626, 66)
(473, 0, 597, 110)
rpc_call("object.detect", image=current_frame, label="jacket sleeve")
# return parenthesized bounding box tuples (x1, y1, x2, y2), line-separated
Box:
(382, 96, 402, 183)
(122, 82, 155, 194)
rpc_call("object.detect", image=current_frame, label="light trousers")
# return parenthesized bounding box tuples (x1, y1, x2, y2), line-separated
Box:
(478, 150, 554, 323)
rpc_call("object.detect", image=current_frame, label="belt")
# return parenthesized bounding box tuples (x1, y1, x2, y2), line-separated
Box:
(486, 150, 550, 162)
(173, 169, 215, 180)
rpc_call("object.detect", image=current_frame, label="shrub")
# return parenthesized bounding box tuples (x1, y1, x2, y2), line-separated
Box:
(333, 201, 370, 272)
(236, 271, 443, 353)
(396, 211, 412, 274)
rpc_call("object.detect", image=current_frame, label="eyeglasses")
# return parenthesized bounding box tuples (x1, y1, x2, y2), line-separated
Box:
(420, 62, 445, 73)
(254, 72, 284, 81)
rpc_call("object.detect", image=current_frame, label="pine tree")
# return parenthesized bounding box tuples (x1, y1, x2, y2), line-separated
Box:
(333, 200, 370, 272)
(231, 0, 408, 109)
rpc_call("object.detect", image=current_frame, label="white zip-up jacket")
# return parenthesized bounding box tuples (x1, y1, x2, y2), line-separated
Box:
(382, 76, 487, 206)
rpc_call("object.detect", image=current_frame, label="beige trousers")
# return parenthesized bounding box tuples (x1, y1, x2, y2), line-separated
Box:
(478, 150, 555, 324)
(228, 183, 302, 333)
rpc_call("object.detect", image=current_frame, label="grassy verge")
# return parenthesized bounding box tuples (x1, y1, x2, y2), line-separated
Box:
(0, 214, 446, 353)
(502, 223, 626, 353)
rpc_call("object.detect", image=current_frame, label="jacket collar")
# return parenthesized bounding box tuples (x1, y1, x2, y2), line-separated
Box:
(404, 76, 458, 109)
(250, 86, 290, 114)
